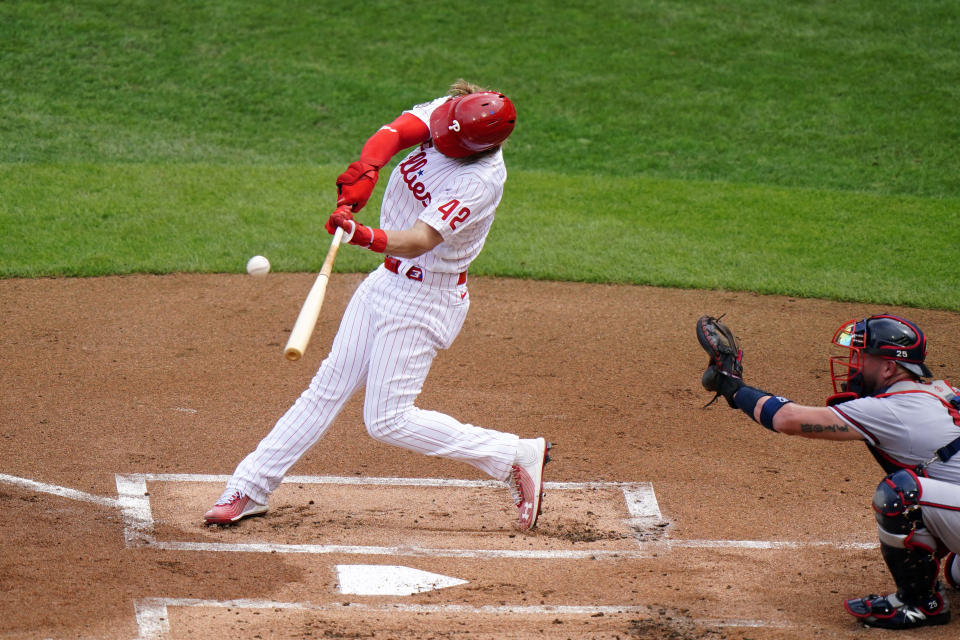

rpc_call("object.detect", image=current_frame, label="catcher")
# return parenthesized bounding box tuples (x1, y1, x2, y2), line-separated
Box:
(697, 314, 960, 630)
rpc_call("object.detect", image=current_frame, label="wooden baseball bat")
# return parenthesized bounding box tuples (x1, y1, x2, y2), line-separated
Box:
(283, 224, 345, 361)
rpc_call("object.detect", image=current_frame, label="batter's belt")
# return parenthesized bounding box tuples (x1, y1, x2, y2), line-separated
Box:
(384, 256, 467, 288)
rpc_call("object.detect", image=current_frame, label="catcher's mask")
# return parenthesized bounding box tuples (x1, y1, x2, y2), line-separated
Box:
(830, 315, 933, 397)
(429, 92, 516, 158)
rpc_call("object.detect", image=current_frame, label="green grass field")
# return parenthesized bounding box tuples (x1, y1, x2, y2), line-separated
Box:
(2, 0, 958, 309)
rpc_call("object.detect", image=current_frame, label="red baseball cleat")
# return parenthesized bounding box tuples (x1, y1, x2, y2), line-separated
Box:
(203, 490, 267, 525)
(510, 438, 551, 530)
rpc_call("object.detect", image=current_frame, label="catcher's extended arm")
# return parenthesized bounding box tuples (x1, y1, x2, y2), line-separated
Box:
(696, 315, 744, 407)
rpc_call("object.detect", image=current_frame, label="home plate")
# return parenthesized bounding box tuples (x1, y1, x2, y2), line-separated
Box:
(336, 564, 469, 596)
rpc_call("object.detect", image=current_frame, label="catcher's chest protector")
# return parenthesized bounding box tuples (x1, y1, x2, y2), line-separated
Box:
(868, 380, 960, 473)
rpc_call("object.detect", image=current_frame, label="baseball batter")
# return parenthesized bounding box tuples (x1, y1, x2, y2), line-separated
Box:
(205, 80, 551, 531)
(699, 314, 960, 630)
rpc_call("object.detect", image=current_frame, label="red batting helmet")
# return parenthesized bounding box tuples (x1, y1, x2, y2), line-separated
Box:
(429, 92, 517, 158)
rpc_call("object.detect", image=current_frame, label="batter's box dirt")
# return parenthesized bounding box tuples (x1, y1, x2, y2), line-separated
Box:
(144, 477, 652, 554)
(148, 599, 736, 640)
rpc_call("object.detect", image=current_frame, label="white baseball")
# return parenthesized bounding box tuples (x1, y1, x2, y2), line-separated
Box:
(246, 255, 270, 277)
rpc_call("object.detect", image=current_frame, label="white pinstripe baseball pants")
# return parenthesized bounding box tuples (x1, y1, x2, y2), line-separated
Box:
(228, 265, 520, 504)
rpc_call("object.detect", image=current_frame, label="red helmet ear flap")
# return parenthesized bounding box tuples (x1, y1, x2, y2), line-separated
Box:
(430, 92, 516, 158)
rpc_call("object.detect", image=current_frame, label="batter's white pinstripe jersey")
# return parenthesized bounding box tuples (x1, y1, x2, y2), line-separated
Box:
(377, 96, 507, 275)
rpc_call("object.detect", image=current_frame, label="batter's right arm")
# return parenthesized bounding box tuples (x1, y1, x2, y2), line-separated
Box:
(336, 114, 431, 213)
(376, 221, 443, 258)
(326, 214, 442, 259)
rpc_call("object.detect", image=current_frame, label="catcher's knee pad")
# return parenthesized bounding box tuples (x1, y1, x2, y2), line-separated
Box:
(873, 469, 937, 551)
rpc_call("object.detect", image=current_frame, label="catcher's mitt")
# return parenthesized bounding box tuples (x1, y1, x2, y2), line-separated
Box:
(696, 315, 744, 407)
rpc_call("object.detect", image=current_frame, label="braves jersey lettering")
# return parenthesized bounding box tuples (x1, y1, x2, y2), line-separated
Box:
(398, 151, 432, 207)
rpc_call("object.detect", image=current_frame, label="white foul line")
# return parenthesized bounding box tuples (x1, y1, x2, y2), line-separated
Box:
(0, 472, 118, 508)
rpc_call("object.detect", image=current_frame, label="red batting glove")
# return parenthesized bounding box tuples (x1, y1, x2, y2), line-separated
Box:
(336, 160, 379, 212)
(327, 209, 388, 253)
(327, 209, 356, 238)
(325, 206, 353, 234)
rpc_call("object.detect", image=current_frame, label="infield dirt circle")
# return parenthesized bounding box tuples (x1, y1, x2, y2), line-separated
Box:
(2, 273, 958, 639)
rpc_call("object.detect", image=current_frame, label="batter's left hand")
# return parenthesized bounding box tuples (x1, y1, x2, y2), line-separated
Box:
(336, 160, 379, 212)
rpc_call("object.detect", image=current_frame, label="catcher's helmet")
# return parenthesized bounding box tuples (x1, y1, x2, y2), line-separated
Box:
(429, 92, 516, 158)
(830, 315, 933, 395)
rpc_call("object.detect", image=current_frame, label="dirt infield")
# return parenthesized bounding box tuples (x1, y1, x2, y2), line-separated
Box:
(1, 273, 958, 639)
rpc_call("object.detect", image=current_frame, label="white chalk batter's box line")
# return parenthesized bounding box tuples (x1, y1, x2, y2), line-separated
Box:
(118, 473, 662, 559)
(115, 473, 877, 557)
(133, 597, 791, 640)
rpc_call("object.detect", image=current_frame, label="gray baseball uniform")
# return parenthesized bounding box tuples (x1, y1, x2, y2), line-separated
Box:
(830, 379, 960, 552)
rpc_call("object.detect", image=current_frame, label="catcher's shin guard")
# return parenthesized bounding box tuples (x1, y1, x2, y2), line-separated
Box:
(870, 469, 943, 606)
(846, 469, 950, 628)
(878, 543, 943, 607)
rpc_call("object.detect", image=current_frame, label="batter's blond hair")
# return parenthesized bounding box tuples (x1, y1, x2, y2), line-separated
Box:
(448, 79, 492, 96)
